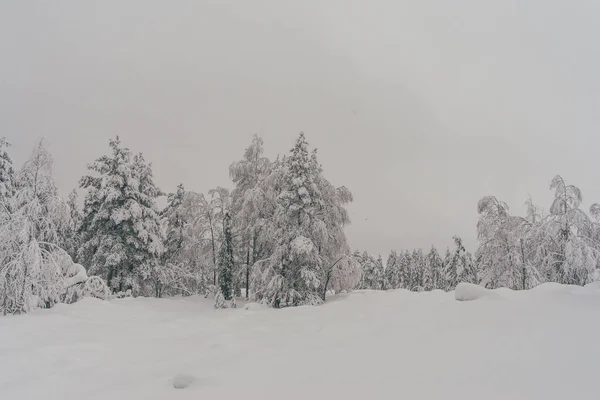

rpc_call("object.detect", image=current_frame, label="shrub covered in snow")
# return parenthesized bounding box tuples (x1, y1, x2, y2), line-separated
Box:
(214, 290, 226, 309)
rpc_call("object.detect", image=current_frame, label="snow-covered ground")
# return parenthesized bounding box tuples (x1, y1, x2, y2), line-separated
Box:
(1, 285, 600, 400)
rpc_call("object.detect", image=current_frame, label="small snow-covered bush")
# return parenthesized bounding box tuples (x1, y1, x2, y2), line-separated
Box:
(214, 290, 226, 309)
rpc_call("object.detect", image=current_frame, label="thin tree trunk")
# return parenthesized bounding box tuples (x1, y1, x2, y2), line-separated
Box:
(245, 247, 250, 300)
(322, 256, 345, 301)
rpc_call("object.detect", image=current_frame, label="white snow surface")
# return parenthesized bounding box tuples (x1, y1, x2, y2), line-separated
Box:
(455, 282, 504, 301)
(2, 284, 600, 399)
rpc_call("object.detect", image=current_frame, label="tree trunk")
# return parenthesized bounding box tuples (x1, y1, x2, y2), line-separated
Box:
(245, 247, 250, 300)
(322, 271, 332, 301)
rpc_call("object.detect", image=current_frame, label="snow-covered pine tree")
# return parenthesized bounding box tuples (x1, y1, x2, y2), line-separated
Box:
(158, 184, 209, 296)
(412, 249, 426, 291)
(63, 189, 82, 262)
(426, 246, 445, 290)
(214, 289, 226, 309)
(218, 212, 235, 300)
(376, 255, 387, 290)
(399, 250, 411, 289)
(78, 137, 164, 294)
(446, 236, 478, 290)
(0, 137, 15, 211)
(421, 248, 433, 291)
(385, 250, 400, 289)
(162, 183, 186, 263)
(251, 133, 353, 307)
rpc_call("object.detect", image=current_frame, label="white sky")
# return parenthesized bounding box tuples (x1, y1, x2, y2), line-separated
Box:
(2, 1, 600, 256)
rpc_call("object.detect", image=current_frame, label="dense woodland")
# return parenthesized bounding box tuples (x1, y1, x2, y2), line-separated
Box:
(1, 134, 599, 314)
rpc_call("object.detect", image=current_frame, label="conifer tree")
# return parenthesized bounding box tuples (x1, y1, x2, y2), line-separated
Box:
(218, 212, 235, 300)
(252, 133, 353, 307)
(79, 137, 164, 294)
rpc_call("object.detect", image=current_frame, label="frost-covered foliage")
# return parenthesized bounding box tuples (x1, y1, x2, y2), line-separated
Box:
(322, 252, 362, 299)
(0, 141, 108, 314)
(426, 247, 445, 290)
(229, 135, 272, 297)
(63, 189, 82, 262)
(356, 237, 478, 293)
(251, 133, 354, 307)
(477, 175, 600, 289)
(0, 142, 69, 313)
(357, 252, 385, 290)
(0, 137, 15, 208)
(445, 236, 478, 290)
(476, 196, 537, 289)
(161, 186, 214, 296)
(214, 289, 226, 309)
(79, 137, 164, 294)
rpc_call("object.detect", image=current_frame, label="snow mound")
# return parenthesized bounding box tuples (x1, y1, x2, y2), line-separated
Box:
(455, 283, 503, 301)
(173, 374, 196, 389)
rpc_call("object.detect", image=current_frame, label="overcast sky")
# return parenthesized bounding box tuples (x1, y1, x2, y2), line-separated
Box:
(2, 1, 600, 256)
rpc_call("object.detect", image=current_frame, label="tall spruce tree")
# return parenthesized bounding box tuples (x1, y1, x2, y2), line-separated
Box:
(252, 133, 353, 307)
(218, 212, 235, 300)
(78, 137, 164, 294)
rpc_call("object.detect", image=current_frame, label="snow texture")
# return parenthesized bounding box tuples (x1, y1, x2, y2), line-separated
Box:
(454, 282, 504, 301)
(1, 285, 600, 399)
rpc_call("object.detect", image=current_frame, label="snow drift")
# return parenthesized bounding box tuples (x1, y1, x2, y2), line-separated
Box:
(1, 287, 600, 400)
(454, 282, 504, 301)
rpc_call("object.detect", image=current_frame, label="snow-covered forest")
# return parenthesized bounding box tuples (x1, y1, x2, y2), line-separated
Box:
(1, 133, 599, 315)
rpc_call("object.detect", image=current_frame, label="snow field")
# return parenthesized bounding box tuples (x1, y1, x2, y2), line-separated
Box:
(1, 284, 600, 400)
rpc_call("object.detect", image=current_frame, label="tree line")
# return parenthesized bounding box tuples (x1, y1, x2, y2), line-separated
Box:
(0, 133, 360, 313)
(1, 133, 598, 315)
(355, 175, 600, 293)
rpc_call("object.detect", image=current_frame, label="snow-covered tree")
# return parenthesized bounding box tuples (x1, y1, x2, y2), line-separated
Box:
(214, 289, 226, 309)
(62, 189, 82, 261)
(446, 236, 477, 290)
(357, 252, 385, 290)
(426, 247, 445, 290)
(322, 252, 362, 299)
(78, 137, 164, 294)
(476, 196, 538, 289)
(251, 133, 354, 307)
(542, 175, 598, 285)
(0, 137, 15, 211)
(194, 187, 231, 287)
(162, 183, 186, 263)
(410, 249, 426, 291)
(218, 212, 235, 300)
(399, 251, 412, 289)
(385, 250, 401, 289)
(0, 141, 71, 313)
(229, 135, 272, 298)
